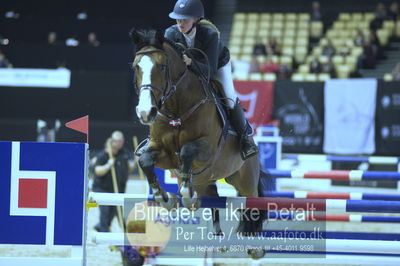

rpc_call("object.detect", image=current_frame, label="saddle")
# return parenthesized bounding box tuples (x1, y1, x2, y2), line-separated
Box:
(182, 46, 253, 139)
(207, 80, 253, 142)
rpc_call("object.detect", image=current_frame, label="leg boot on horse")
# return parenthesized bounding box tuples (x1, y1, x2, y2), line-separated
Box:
(138, 149, 178, 210)
(178, 138, 210, 209)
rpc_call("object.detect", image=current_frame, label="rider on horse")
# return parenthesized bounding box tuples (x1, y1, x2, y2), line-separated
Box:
(164, 0, 259, 160)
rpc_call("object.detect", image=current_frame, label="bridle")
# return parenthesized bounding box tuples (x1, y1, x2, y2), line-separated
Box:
(134, 44, 212, 128)
(134, 48, 187, 110)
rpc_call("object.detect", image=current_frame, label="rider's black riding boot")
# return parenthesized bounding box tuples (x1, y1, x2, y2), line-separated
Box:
(230, 99, 259, 160)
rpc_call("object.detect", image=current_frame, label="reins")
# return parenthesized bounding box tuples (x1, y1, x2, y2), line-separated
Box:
(135, 48, 186, 109)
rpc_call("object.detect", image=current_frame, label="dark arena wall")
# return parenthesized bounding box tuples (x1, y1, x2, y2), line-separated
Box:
(0, 0, 216, 150)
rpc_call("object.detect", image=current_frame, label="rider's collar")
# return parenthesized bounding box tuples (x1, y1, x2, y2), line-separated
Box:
(183, 26, 196, 37)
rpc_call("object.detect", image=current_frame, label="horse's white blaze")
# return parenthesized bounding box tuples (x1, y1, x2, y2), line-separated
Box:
(136, 56, 154, 121)
(136, 90, 152, 121)
(138, 55, 153, 85)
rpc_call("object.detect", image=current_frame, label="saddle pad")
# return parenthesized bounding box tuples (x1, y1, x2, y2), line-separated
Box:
(211, 86, 254, 140)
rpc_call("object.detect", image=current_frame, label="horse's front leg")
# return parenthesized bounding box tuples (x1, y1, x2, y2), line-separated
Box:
(138, 148, 178, 210)
(179, 138, 210, 209)
(193, 183, 223, 236)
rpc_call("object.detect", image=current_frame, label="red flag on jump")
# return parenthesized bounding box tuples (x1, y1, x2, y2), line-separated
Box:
(65, 115, 89, 143)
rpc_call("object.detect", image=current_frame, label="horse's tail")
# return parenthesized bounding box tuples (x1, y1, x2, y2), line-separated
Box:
(259, 169, 275, 196)
(256, 168, 271, 232)
(236, 166, 269, 235)
(258, 172, 264, 198)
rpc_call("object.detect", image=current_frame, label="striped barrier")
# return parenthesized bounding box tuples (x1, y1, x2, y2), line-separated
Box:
(264, 191, 400, 201)
(93, 232, 400, 255)
(266, 169, 400, 181)
(94, 229, 400, 241)
(283, 154, 400, 165)
(216, 197, 400, 213)
(89, 192, 400, 213)
(88, 193, 400, 223)
(267, 213, 400, 223)
(261, 231, 400, 241)
(255, 255, 400, 266)
(89, 191, 400, 264)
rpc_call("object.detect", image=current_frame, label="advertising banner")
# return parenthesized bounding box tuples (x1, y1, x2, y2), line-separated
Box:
(0, 68, 71, 88)
(234, 80, 274, 129)
(375, 81, 400, 156)
(273, 81, 324, 153)
(324, 79, 377, 155)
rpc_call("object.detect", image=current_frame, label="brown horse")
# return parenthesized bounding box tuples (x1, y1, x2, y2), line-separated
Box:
(130, 29, 265, 237)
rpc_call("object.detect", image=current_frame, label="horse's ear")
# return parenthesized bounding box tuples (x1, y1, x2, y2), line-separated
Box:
(155, 29, 164, 45)
(129, 28, 142, 45)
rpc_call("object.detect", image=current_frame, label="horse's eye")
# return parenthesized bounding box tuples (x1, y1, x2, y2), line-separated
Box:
(159, 65, 166, 72)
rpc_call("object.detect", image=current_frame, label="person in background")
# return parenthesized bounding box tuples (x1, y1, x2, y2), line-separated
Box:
(311, 1, 322, 21)
(249, 55, 261, 73)
(310, 56, 322, 74)
(354, 29, 365, 47)
(370, 2, 387, 31)
(338, 43, 351, 56)
(88, 138, 115, 191)
(0, 51, 12, 68)
(278, 63, 292, 80)
(322, 57, 337, 78)
(388, 1, 399, 21)
(267, 37, 281, 56)
(358, 38, 377, 69)
(93, 131, 135, 232)
(368, 29, 384, 59)
(252, 38, 267, 56)
(48, 31, 58, 45)
(88, 32, 100, 47)
(391, 62, 400, 80)
(322, 39, 336, 58)
(261, 56, 279, 74)
(375, 2, 388, 20)
(36, 119, 60, 142)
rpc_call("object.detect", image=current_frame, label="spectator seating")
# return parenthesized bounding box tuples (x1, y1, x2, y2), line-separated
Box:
(230, 11, 397, 82)
(229, 12, 321, 81)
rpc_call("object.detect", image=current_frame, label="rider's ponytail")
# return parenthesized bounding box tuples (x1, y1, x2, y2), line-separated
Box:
(198, 19, 220, 39)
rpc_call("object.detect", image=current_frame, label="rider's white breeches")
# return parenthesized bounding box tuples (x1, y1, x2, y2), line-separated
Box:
(215, 60, 237, 109)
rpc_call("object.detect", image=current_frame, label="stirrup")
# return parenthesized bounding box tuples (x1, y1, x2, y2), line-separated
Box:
(240, 137, 259, 160)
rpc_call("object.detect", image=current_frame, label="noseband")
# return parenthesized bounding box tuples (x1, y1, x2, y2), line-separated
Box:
(134, 48, 187, 110)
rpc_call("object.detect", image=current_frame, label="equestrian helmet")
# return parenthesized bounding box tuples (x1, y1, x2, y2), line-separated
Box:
(169, 0, 204, 20)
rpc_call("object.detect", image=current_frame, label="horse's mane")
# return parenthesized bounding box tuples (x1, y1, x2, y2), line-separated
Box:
(163, 37, 185, 56)
(131, 28, 184, 56)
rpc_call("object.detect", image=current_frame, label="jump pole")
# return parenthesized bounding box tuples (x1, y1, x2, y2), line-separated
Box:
(264, 191, 400, 201)
(282, 154, 400, 165)
(88, 192, 400, 213)
(266, 169, 400, 181)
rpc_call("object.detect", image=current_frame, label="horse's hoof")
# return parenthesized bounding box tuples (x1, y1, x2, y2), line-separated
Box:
(247, 248, 266, 260)
(182, 191, 200, 210)
(153, 192, 165, 204)
(154, 191, 178, 211)
(179, 184, 190, 198)
(213, 230, 224, 236)
(160, 192, 179, 210)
